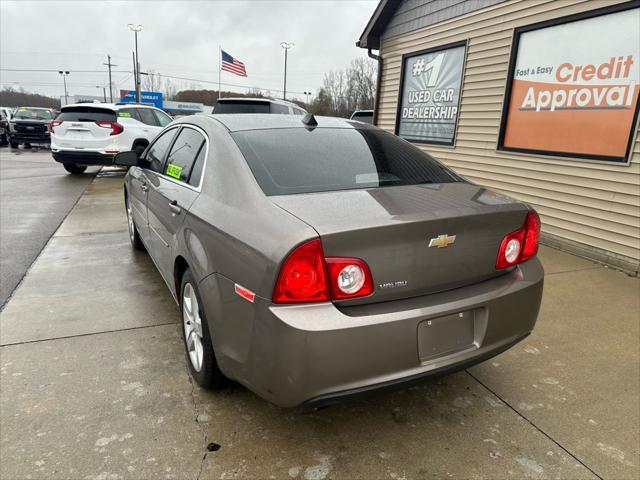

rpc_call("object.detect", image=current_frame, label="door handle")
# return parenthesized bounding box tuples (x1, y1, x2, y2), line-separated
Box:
(169, 199, 182, 215)
(140, 182, 148, 192)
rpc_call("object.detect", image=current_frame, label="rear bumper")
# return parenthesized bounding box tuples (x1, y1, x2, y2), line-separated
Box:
(52, 150, 114, 166)
(9, 132, 50, 143)
(202, 258, 544, 407)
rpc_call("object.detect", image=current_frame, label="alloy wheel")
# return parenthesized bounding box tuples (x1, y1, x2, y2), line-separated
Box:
(183, 283, 204, 372)
(126, 199, 135, 243)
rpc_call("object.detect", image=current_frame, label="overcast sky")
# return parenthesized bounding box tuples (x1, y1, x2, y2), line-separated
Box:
(0, 0, 378, 103)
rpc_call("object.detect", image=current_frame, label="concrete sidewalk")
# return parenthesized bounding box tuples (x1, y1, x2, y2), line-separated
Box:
(1, 171, 638, 480)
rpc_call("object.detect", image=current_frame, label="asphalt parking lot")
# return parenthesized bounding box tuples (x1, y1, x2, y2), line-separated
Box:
(0, 150, 638, 480)
(0, 146, 99, 306)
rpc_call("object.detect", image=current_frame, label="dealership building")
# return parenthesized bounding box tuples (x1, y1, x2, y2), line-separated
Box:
(359, 0, 640, 274)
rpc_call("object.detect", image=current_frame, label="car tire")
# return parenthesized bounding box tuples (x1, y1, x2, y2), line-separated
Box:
(62, 163, 87, 174)
(0, 133, 7, 145)
(125, 195, 144, 251)
(180, 269, 227, 389)
(24, 143, 32, 149)
(10, 141, 18, 149)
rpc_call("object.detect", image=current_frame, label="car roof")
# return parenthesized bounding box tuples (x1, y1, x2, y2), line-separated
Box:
(216, 97, 301, 108)
(206, 113, 365, 132)
(61, 102, 159, 111)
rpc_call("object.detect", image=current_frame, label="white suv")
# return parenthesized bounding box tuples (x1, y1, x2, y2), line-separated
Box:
(50, 103, 173, 174)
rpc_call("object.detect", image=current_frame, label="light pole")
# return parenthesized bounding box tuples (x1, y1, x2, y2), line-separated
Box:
(96, 86, 107, 102)
(128, 23, 144, 102)
(304, 91, 312, 105)
(58, 71, 70, 105)
(280, 42, 294, 101)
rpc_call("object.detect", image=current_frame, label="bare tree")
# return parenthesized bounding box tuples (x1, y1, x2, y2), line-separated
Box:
(309, 57, 377, 117)
(141, 70, 163, 92)
(163, 78, 178, 100)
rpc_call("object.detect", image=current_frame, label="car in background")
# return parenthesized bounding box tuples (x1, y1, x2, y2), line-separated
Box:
(50, 102, 173, 174)
(8, 107, 56, 148)
(213, 97, 307, 115)
(0, 107, 12, 145)
(113, 113, 543, 408)
(350, 109, 374, 124)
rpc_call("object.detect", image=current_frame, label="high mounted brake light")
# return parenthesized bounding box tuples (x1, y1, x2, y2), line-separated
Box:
(496, 211, 541, 269)
(272, 239, 373, 304)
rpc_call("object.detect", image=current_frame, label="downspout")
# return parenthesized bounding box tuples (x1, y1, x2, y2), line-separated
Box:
(368, 48, 383, 127)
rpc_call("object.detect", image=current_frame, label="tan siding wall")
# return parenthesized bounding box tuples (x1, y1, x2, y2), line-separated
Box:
(378, 0, 640, 265)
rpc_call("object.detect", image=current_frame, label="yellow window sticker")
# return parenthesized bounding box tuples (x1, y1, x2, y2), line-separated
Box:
(118, 111, 131, 117)
(166, 163, 183, 179)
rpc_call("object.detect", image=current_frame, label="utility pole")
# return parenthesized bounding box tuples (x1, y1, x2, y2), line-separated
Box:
(128, 24, 144, 103)
(132, 51, 137, 102)
(280, 42, 294, 101)
(103, 54, 117, 102)
(58, 71, 70, 105)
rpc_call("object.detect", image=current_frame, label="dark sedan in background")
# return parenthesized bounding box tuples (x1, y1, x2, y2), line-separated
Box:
(114, 113, 544, 407)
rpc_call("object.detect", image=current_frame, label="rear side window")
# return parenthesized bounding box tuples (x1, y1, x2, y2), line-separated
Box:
(146, 128, 178, 173)
(164, 128, 205, 184)
(232, 127, 461, 196)
(117, 108, 141, 121)
(137, 108, 159, 126)
(153, 110, 172, 127)
(58, 107, 116, 122)
(214, 101, 270, 114)
(188, 144, 206, 187)
(271, 103, 289, 114)
(293, 107, 306, 115)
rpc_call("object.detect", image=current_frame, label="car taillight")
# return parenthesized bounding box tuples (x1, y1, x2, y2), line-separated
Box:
(272, 239, 373, 304)
(496, 211, 541, 269)
(49, 119, 62, 133)
(272, 239, 330, 304)
(521, 210, 540, 262)
(326, 258, 373, 300)
(96, 121, 124, 136)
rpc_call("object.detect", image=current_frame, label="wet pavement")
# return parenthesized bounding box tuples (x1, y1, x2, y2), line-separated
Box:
(0, 147, 98, 307)
(1, 170, 638, 479)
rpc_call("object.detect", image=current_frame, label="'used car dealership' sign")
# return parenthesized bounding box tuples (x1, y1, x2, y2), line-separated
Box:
(396, 42, 466, 145)
(500, 6, 640, 162)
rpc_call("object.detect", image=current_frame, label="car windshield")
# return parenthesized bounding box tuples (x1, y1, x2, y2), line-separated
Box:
(13, 108, 53, 120)
(231, 127, 462, 195)
(58, 107, 116, 122)
(214, 101, 270, 114)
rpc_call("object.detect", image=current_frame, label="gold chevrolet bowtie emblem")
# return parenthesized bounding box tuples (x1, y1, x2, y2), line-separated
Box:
(428, 234, 456, 248)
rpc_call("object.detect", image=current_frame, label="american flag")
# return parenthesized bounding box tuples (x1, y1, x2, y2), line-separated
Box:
(221, 50, 247, 77)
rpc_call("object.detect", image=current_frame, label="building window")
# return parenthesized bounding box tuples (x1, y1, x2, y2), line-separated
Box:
(395, 41, 467, 146)
(498, 2, 640, 163)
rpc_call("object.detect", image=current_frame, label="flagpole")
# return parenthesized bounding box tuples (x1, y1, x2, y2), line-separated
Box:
(218, 45, 222, 101)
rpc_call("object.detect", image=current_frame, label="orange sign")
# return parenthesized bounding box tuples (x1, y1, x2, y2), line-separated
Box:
(500, 6, 640, 162)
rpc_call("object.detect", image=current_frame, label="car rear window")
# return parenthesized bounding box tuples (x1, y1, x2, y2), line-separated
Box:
(351, 112, 373, 124)
(214, 101, 270, 114)
(231, 127, 461, 195)
(14, 108, 53, 120)
(58, 107, 116, 122)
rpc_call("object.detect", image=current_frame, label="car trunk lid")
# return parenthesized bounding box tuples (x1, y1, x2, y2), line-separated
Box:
(271, 183, 530, 304)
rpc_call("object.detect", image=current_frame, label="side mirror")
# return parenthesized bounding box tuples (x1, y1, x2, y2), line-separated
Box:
(113, 150, 139, 167)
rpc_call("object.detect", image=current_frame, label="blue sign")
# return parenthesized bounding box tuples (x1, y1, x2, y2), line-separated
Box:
(119, 90, 163, 108)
